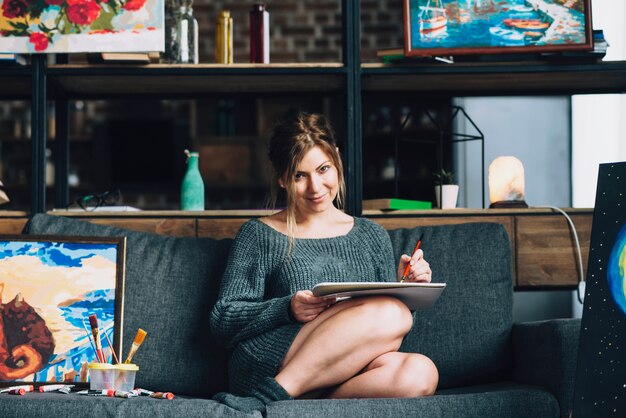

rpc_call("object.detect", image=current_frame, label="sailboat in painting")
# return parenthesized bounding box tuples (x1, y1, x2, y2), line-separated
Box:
(419, 0, 448, 33)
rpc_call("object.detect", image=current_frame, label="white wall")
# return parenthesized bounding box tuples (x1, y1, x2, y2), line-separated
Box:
(570, 0, 626, 317)
(453, 97, 573, 322)
(453, 97, 571, 209)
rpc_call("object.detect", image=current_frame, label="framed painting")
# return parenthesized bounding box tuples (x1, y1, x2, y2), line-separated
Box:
(403, 0, 593, 57)
(572, 162, 626, 417)
(0, 0, 163, 53)
(0, 235, 125, 386)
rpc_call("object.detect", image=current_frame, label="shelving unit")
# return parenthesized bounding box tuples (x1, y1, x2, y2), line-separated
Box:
(3, 1, 626, 216)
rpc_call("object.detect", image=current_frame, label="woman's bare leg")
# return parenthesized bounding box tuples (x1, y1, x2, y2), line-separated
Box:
(328, 352, 439, 399)
(275, 296, 414, 398)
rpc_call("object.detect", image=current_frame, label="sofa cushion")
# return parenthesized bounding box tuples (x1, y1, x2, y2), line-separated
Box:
(0, 393, 258, 418)
(387, 222, 513, 389)
(24, 214, 232, 398)
(266, 383, 558, 418)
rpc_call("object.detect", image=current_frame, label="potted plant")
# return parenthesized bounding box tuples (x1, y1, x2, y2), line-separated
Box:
(434, 169, 459, 209)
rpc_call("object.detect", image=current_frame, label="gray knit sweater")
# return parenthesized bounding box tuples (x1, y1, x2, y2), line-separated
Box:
(210, 217, 396, 396)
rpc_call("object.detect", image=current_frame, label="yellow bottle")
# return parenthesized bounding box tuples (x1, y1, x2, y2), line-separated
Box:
(215, 10, 233, 64)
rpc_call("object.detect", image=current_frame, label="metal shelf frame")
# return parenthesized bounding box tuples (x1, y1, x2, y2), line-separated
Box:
(7, 1, 626, 215)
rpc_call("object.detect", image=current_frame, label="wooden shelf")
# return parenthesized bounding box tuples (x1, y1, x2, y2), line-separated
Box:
(47, 63, 346, 98)
(362, 61, 626, 95)
(20, 208, 589, 289)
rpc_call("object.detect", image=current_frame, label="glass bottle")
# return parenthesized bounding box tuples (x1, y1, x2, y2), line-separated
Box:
(181, 149, 205, 210)
(215, 10, 233, 64)
(179, 0, 198, 64)
(249, 4, 270, 63)
(161, 0, 180, 63)
(162, 0, 198, 64)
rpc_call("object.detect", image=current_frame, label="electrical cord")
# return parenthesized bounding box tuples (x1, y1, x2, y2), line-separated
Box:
(531, 205, 586, 305)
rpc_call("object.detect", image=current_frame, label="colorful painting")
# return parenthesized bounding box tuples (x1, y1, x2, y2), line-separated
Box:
(0, 0, 163, 53)
(0, 236, 125, 384)
(573, 162, 626, 417)
(403, 0, 592, 57)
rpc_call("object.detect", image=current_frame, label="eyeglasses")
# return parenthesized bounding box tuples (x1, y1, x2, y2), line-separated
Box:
(75, 190, 121, 211)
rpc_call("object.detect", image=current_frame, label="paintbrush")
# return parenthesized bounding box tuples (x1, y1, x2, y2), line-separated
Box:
(88, 315, 105, 363)
(124, 328, 147, 364)
(81, 320, 99, 361)
(104, 331, 119, 364)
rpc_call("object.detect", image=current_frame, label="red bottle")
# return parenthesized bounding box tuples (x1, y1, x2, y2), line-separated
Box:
(249, 4, 269, 63)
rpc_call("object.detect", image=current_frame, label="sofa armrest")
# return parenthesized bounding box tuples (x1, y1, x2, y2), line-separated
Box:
(512, 318, 580, 418)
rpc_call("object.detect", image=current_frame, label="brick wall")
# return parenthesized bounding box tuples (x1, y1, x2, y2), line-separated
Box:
(192, 0, 404, 63)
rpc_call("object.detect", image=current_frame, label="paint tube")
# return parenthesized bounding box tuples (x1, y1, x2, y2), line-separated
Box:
(135, 388, 154, 396)
(113, 390, 138, 398)
(8, 388, 26, 396)
(149, 391, 174, 400)
(39, 384, 75, 393)
(0, 385, 34, 394)
(58, 386, 73, 394)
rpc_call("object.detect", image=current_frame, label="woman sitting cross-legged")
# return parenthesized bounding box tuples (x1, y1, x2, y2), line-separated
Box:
(210, 112, 438, 412)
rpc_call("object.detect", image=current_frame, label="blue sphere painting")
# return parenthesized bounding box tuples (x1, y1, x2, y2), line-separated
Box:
(608, 223, 626, 316)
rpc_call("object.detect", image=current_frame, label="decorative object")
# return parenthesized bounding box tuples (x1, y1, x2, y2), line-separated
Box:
(392, 105, 485, 208)
(215, 10, 233, 63)
(403, 0, 593, 57)
(0, 0, 164, 53)
(249, 3, 270, 63)
(434, 169, 459, 209)
(573, 162, 626, 417)
(488, 156, 528, 208)
(162, 0, 198, 64)
(0, 236, 125, 384)
(181, 149, 204, 210)
(0, 179, 9, 205)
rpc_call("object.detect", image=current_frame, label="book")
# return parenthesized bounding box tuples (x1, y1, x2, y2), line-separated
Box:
(312, 282, 446, 310)
(363, 198, 432, 211)
(87, 53, 152, 64)
(0, 53, 27, 66)
(375, 48, 453, 65)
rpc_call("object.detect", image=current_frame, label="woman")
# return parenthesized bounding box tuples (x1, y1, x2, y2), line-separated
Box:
(210, 112, 438, 412)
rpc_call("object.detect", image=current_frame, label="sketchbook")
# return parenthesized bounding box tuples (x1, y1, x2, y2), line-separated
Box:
(312, 282, 446, 310)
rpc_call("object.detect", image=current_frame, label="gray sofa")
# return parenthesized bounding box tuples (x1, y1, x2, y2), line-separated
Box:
(0, 213, 580, 417)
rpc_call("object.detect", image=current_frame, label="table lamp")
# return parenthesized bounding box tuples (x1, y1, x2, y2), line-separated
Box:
(488, 156, 528, 208)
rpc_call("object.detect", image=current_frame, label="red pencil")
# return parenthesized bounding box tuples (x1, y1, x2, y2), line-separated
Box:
(401, 233, 424, 283)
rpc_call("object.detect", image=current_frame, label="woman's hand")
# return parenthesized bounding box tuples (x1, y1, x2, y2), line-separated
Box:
(397, 249, 432, 283)
(290, 290, 335, 323)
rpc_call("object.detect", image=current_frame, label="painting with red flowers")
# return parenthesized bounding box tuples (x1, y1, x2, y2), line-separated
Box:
(0, 0, 163, 53)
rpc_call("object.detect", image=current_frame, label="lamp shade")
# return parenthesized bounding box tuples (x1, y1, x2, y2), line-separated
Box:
(488, 156, 527, 208)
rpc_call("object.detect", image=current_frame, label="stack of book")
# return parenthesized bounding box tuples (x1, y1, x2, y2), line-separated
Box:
(0, 54, 27, 66)
(363, 198, 432, 211)
(376, 48, 453, 65)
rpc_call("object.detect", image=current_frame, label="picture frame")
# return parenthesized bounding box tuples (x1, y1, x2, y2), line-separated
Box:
(403, 0, 593, 57)
(0, 0, 163, 54)
(0, 235, 126, 386)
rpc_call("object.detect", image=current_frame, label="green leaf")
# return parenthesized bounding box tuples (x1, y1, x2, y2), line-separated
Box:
(91, 7, 116, 30)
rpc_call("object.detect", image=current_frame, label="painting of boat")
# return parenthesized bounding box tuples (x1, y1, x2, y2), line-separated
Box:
(503, 18, 550, 31)
(418, 0, 448, 33)
(489, 26, 525, 46)
(404, 0, 592, 57)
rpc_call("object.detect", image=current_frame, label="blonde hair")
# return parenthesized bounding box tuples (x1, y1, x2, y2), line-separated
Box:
(267, 112, 346, 251)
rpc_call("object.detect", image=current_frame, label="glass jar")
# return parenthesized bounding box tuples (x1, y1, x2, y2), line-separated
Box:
(162, 0, 198, 64)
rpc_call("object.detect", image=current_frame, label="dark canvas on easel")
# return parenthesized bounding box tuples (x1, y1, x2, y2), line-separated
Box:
(573, 162, 626, 417)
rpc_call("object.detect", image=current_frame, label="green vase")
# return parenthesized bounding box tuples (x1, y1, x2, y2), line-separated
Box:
(181, 150, 205, 210)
